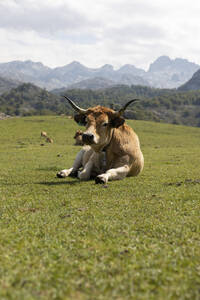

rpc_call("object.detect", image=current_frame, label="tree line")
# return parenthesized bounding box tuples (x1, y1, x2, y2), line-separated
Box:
(1, 82, 200, 127)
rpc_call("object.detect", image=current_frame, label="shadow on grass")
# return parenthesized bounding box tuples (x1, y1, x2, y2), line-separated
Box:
(0, 179, 79, 186)
(37, 179, 79, 186)
(0, 181, 31, 186)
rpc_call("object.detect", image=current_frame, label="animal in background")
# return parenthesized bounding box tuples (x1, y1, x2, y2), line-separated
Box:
(46, 137, 53, 143)
(41, 131, 53, 143)
(41, 131, 47, 137)
(74, 130, 84, 146)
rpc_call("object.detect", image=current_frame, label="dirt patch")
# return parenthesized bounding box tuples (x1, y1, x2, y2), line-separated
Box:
(166, 179, 200, 187)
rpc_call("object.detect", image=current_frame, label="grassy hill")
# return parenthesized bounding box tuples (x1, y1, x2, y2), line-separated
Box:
(178, 69, 200, 91)
(0, 83, 68, 116)
(0, 76, 20, 94)
(1, 83, 200, 127)
(0, 116, 200, 299)
(63, 86, 200, 126)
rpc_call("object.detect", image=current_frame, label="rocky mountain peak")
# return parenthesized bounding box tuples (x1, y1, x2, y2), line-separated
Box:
(148, 56, 172, 72)
(99, 64, 114, 71)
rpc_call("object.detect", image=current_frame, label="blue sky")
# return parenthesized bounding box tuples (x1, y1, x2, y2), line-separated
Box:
(0, 0, 200, 70)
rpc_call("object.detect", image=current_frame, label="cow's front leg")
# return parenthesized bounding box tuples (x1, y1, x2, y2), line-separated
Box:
(57, 149, 85, 178)
(78, 160, 93, 181)
(57, 168, 74, 178)
(95, 165, 130, 184)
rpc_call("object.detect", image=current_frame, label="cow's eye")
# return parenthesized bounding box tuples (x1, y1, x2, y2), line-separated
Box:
(102, 122, 108, 127)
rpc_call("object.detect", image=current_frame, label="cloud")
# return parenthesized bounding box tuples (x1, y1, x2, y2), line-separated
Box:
(0, 0, 98, 36)
(105, 23, 165, 44)
(1, 0, 200, 70)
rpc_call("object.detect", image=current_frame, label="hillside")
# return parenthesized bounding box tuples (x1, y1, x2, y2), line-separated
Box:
(0, 83, 68, 116)
(178, 69, 200, 91)
(63, 87, 200, 127)
(0, 76, 20, 94)
(1, 82, 200, 127)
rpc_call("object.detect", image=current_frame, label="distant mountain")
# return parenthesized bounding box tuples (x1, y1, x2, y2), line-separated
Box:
(178, 69, 200, 91)
(118, 64, 146, 77)
(148, 56, 199, 73)
(48, 62, 149, 89)
(0, 60, 148, 90)
(0, 60, 51, 87)
(67, 77, 117, 90)
(48, 61, 92, 86)
(0, 76, 20, 94)
(66, 75, 149, 90)
(0, 56, 199, 90)
(145, 56, 200, 88)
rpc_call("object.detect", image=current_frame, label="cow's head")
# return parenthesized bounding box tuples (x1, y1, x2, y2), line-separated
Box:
(65, 96, 139, 152)
(73, 130, 83, 139)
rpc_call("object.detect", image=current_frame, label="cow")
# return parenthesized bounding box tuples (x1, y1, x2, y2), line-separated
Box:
(46, 137, 53, 143)
(41, 131, 47, 137)
(57, 96, 144, 184)
(74, 130, 84, 146)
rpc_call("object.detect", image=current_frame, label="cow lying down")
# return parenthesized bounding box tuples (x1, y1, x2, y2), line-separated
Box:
(57, 97, 144, 184)
(74, 130, 84, 146)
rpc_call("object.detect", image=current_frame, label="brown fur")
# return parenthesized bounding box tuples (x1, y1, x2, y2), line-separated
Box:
(74, 130, 84, 146)
(46, 137, 53, 143)
(106, 124, 144, 176)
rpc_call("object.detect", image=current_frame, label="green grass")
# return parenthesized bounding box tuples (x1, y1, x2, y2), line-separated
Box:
(0, 116, 200, 300)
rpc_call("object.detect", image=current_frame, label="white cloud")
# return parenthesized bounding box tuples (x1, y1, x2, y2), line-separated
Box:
(0, 0, 98, 35)
(0, 0, 200, 70)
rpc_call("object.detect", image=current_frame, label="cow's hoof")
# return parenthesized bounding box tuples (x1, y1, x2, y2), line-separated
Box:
(95, 176, 106, 184)
(69, 170, 78, 178)
(57, 171, 65, 178)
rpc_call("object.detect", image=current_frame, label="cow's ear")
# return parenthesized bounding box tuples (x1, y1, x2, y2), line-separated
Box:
(74, 114, 87, 126)
(110, 116, 125, 128)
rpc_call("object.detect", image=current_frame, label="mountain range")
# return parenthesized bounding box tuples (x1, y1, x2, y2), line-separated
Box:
(0, 56, 199, 91)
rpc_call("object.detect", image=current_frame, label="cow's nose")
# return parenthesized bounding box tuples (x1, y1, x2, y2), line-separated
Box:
(82, 133, 94, 144)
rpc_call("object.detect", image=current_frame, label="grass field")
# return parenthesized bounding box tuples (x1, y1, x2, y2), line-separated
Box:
(0, 116, 200, 300)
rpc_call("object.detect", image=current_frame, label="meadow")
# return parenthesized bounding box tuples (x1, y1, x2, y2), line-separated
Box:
(0, 115, 200, 300)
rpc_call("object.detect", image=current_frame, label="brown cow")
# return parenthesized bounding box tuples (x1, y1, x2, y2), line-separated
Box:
(46, 137, 53, 143)
(57, 97, 144, 184)
(41, 131, 47, 137)
(74, 130, 84, 146)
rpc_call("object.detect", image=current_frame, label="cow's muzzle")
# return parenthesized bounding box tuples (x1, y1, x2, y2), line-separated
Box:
(82, 133, 94, 145)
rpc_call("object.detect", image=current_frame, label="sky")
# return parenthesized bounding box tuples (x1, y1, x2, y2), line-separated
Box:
(0, 0, 200, 70)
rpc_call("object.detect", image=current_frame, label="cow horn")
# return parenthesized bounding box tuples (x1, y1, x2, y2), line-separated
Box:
(118, 99, 140, 116)
(64, 96, 87, 114)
